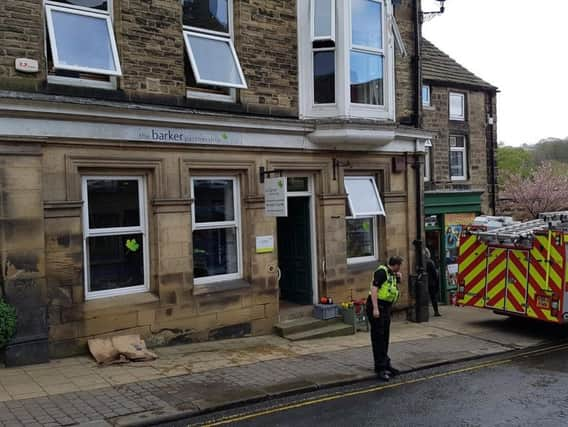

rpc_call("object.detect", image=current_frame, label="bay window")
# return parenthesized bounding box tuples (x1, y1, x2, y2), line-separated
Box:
(345, 177, 385, 264)
(350, 0, 384, 105)
(299, 0, 396, 120)
(191, 177, 242, 284)
(82, 177, 148, 300)
(450, 135, 467, 181)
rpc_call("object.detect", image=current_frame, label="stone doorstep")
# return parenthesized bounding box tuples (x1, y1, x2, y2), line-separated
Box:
(109, 346, 514, 427)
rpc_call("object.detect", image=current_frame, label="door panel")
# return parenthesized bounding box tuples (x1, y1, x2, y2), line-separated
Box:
(505, 250, 529, 314)
(485, 248, 507, 310)
(277, 197, 313, 305)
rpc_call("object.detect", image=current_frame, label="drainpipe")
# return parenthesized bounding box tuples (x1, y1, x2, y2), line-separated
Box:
(410, 0, 428, 322)
(487, 91, 498, 215)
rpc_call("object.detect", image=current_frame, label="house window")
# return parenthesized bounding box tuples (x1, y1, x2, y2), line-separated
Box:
(82, 177, 149, 300)
(312, 0, 336, 104)
(450, 135, 467, 180)
(422, 85, 431, 107)
(449, 92, 465, 121)
(344, 176, 385, 264)
(191, 177, 242, 284)
(350, 0, 384, 105)
(298, 0, 395, 119)
(45, 0, 121, 89)
(183, 0, 246, 102)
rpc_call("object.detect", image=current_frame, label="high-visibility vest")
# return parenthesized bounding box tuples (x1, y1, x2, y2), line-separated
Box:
(369, 265, 400, 303)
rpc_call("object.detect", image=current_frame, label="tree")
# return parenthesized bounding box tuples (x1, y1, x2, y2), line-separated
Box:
(501, 162, 568, 219)
(496, 146, 535, 181)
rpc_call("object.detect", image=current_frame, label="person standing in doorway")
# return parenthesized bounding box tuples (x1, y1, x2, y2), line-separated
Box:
(425, 248, 441, 317)
(366, 256, 403, 382)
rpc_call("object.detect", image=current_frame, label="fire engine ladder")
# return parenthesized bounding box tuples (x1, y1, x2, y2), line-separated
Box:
(472, 219, 547, 242)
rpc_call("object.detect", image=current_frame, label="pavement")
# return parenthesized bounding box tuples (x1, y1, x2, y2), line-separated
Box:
(0, 306, 566, 426)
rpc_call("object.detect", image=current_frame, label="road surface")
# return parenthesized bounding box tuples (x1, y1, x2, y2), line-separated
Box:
(180, 343, 568, 427)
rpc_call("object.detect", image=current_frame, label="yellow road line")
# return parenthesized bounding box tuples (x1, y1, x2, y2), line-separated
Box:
(196, 343, 568, 427)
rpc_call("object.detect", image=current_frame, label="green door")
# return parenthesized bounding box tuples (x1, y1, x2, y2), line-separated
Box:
(277, 196, 313, 305)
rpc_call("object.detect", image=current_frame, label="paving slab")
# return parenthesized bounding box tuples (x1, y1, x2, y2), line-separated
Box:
(0, 306, 563, 426)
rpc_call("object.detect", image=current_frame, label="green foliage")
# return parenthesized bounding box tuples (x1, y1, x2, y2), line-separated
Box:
(497, 146, 535, 181)
(0, 299, 16, 349)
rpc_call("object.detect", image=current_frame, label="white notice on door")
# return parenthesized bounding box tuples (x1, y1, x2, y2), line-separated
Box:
(265, 177, 288, 217)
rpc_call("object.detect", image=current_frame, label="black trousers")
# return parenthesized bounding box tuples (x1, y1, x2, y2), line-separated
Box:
(429, 285, 440, 314)
(366, 296, 392, 371)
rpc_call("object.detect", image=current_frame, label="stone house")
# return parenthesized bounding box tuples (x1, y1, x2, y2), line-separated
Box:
(421, 39, 498, 302)
(0, 0, 430, 364)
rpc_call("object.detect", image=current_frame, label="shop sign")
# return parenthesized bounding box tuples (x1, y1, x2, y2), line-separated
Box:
(138, 127, 243, 146)
(256, 236, 275, 254)
(265, 177, 288, 217)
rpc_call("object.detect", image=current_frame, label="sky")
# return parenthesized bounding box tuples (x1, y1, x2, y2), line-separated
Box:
(422, 0, 568, 146)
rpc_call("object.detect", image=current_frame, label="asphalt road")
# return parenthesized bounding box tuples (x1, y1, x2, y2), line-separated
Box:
(183, 343, 568, 427)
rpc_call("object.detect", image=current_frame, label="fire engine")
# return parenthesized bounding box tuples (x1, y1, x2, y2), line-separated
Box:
(457, 211, 568, 323)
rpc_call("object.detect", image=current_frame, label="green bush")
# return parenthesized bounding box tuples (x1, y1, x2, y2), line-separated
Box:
(0, 299, 16, 349)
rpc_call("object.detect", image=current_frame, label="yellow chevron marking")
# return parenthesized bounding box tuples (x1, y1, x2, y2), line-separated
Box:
(486, 249, 506, 309)
(459, 235, 477, 256)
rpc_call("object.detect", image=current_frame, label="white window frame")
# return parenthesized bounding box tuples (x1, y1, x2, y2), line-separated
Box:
(349, 0, 385, 106)
(298, 0, 395, 120)
(344, 176, 386, 217)
(449, 135, 468, 181)
(45, 2, 122, 77)
(346, 215, 379, 265)
(191, 176, 243, 285)
(311, 0, 336, 42)
(82, 176, 150, 301)
(449, 92, 466, 121)
(183, 0, 244, 101)
(183, 31, 247, 89)
(422, 85, 431, 107)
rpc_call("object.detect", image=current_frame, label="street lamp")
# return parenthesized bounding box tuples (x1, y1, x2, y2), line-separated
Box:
(421, 0, 446, 22)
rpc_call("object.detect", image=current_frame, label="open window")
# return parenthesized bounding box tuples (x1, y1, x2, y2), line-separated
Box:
(184, 32, 247, 89)
(45, 1, 121, 88)
(182, 0, 247, 101)
(344, 176, 386, 217)
(344, 176, 383, 264)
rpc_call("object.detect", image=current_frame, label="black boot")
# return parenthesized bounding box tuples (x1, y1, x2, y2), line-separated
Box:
(387, 365, 400, 376)
(377, 371, 391, 382)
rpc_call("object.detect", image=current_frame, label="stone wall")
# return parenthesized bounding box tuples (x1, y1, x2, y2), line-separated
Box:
(0, 0, 298, 117)
(423, 86, 496, 214)
(31, 140, 416, 356)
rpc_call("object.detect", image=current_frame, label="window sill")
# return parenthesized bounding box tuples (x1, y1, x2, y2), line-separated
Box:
(193, 279, 251, 296)
(83, 292, 159, 313)
(347, 260, 379, 274)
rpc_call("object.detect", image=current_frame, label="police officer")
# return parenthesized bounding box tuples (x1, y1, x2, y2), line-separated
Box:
(366, 256, 403, 381)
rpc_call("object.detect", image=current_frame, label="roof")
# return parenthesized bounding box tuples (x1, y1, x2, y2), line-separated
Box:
(421, 39, 497, 91)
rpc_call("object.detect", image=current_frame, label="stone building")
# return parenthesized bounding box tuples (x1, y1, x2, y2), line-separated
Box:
(421, 39, 498, 302)
(0, 0, 430, 363)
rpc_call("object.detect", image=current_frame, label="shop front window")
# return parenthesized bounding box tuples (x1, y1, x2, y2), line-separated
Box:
(82, 177, 148, 300)
(191, 177, 242, 284)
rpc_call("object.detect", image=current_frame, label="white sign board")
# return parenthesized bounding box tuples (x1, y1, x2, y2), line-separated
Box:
(265, 177, 288, 217)
(256, 236, 274, 254)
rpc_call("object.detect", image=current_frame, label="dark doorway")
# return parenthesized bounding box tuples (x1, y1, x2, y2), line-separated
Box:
(277, 196, 313, 305)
